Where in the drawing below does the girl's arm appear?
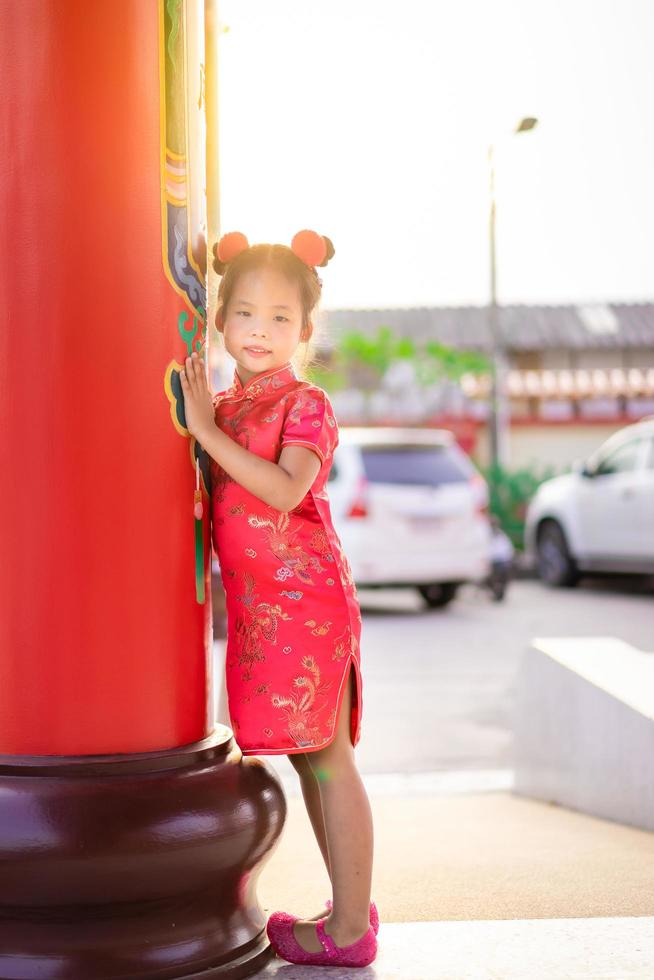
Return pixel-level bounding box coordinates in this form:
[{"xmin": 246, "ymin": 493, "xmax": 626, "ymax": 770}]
[
  {"xmin": 180, "ymin": 352, "xmax": 321, "ymax": 511},
  {"xmin": 200, "ymin": 426, "xmax": 321, "ymax": 512}
]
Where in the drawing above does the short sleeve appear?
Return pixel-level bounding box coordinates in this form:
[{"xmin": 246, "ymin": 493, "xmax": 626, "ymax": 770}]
[{"xmin": 280, "ymin": 386, "xmax": 339, "ymax": 465}]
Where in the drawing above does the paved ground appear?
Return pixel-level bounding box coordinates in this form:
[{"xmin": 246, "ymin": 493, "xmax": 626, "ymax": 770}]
[
  {"xmin": 345, "ymin": 577, "xmax": 653, "ymax": 774},
  {"xmin": 213, "ymin": 577, "xmax": 654, "ymax": 977},
  {"xmin": 257, "ymin": 788, "xmax": 654, "ymax": 923},
  {"xmin": 215, "ymin": 577, "xmax": 653, "ymax": 778}
]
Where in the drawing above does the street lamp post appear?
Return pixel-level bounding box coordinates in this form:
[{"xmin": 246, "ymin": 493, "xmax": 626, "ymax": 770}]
[{"xmin": 487, "ymin": 116, "xmax": 538, "ymax": 471}]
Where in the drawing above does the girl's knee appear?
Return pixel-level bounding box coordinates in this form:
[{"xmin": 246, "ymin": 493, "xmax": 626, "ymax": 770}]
[{"xmin": 305, "ymin": 732, "xmax": 355, "ymax": 777}]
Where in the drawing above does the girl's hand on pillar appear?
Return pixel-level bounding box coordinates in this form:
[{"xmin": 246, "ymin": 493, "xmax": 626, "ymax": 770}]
[{"xmin": 179, "ymin": 349, "xmax": 215, "ymax": 442}]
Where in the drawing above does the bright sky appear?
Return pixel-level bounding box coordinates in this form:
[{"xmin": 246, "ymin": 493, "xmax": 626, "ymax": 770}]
[{"xmin": 217, "ymin": 0, "xmax": 654, "ymax": 311}]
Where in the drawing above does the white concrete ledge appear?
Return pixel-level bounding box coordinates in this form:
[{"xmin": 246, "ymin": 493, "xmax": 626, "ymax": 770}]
[
  {"xmin": 255, "ymin": 917, "xmax": 654, "ymax": 979},
  {"xmin": 512, "ymin": 636, "xmax": 654, "ymax": 831}
]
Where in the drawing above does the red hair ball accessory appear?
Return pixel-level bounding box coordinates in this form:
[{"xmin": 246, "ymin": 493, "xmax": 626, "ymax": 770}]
[
  {"xmin": 291, "ymin": 229, "xmax": 329, "ymax": 268},
  {"xmin": 213, "ymin": 231, "xmax": 249, "ymax": 263}
]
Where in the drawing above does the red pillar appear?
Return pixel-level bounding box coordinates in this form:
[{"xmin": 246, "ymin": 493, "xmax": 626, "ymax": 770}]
[
  {"xmin": 0, "ymin": 0, "xmax": 211, "ymax": 755},
  {"xmin": 0, "ymin": 3, "xmax": 284, "ymax": 976}
]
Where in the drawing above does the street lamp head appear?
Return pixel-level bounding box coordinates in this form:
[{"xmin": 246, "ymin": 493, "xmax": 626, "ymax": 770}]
[{"xmin": 515, "ymin": 116, "xmax": 539, "ymax": 133}]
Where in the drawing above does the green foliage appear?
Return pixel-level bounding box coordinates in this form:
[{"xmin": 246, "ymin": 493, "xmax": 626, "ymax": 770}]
[
  {"xmin": 305, "ymin": 356, "xmax": 347, "ymax": 392},
  {"xmin": 306, "ymin": 325, "xmax": 489, "ymax": 392},
  {"xmin": 340, "ymin": 325, "xmax": 412, "ymax": 376},
  {"xmin": 419, "ymin": 342, "xmax": 489, "ymax": 385},
  {"xmin": 482, "ymin": 461, "xmax": 558, "ymax": 551}
]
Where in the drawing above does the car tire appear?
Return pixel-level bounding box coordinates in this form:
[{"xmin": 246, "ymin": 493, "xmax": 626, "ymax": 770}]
[
  {"xmin": 418, "ymin": 582, "xmax": 459, "ymax": 608},
  {"xmin": 536, "ymin": 520, "xmax": 579, "ymax": 588}
]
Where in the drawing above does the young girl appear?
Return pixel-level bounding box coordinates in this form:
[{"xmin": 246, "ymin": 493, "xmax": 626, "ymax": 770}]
[{"xmin": 179, "ymin": 229, "xmax": 378, "ymax": 968}]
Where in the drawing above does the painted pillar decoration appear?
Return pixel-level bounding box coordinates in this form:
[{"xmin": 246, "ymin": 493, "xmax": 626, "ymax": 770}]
[
  {"xmin": 0, "ymin": 3, "xmax": 285, "ymax": 978},
  {"xmin": 161, "ymin": 0, "xmax": 212, "ymax": 609}
]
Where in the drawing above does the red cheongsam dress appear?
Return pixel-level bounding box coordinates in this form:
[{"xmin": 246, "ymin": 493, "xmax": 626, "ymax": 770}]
[{"xmin": 210, "ymin": 361, "xmax": 363, "ymax": 755}]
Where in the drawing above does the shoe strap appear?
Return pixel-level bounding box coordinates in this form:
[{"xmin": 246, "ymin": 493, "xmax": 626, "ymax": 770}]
[{"xmin": 315, "ymin": 918, "xmax": 337, "ymax": 954}]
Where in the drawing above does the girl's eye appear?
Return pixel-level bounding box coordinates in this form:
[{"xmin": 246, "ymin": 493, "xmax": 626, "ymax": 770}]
[
  {"xmin": 236, "ymin": 310, "xmax": 251, "ymax": 317},
  {"xmin": 274, "ymin": 315, "xmax": 289, "ymax": 322}
]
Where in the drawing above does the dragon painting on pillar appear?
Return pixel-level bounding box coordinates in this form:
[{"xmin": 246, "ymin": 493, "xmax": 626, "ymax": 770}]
[{"xmin": 160, "ymin": 0, "xmax": 213, "ymax": 602}]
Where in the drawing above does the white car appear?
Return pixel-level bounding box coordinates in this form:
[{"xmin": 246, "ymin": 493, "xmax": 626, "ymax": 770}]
[
  {"xmin": 524, "ymin": 417, "xmax": 654, "ymax": 586},
  {"xmin": 328, "ymin": 427, "xmax": 492, "ymax": 607}
]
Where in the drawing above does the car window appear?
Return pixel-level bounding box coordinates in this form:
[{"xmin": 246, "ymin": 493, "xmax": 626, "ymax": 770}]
[
  {"xmin": 593, "ymin": 439, "xmax": 642, "ymax": 476},
  {"xmin": 360, "ymin": 445, "xmax": 473, "ymax": 485}
]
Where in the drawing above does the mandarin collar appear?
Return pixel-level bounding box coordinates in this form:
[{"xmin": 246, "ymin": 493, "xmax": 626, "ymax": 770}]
[{"xmin": 227, "ymin": 361, "xmax": 298, "ymax": 400}]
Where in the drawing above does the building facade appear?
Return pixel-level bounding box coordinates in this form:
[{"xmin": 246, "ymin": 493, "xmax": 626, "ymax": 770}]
[{"xmin": 322, "ymin": 302, "xmax": 654, "ymax": 470}]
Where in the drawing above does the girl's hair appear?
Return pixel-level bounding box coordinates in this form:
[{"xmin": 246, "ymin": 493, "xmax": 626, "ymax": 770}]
[
  {"xmin": 214, "ymin": 243, "xmax": 325, "ymax": 330},
  {"xmin": 212, "ymin": 241, "xmax": 333, "ymax": 369}
]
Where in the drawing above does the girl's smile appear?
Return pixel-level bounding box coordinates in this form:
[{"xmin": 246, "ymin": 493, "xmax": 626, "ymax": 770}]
[
  {"xmin": 220, "ymin": 266, "xmax": 307, "ymax": 384},
  {"xmin": 243, "ymin": 345, "xmax": 272, "ymax": 357}
]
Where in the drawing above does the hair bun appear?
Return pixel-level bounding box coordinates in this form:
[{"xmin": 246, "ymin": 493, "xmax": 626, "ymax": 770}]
[
  {"xmin": 317, "ymin": 235, "xmax": 335, "ymax": 268},
  {"xmin": 291, "ymin": 229, "xmax": 335, "ymax": 268},
  {"xmin": 212, "ymin": 231, "xmax": 249, "ymax": 274}
]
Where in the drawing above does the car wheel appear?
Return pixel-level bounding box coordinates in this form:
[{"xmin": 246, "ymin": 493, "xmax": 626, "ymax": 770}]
[
  {"xmin": 536, "ymin": 520, "xmax": 579, "ymax": 587},
  {"xmin": 418, "ymin": 582, "xmax": 459, "ymax": 608}
]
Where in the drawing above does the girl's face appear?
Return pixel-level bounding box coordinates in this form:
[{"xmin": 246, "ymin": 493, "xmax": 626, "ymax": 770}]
[{"xmin": 220, "ymin": 265, "xmax": 307, "ymax": 383}]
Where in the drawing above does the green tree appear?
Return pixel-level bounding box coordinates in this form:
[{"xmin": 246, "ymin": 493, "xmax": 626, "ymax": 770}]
[
  {"xmin": 307, "ymin": 325, "xmax": 489, "ymax": 403},
  {"xmin": 482, "ymin": 461, "xmax": 558, "ymax": 551}
]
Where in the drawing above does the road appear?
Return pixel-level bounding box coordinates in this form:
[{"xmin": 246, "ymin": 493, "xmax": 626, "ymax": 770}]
[
  {"xmin": 354, "ymin": 576, "xmax": 653, "ymax": 774},
  {"xmin": 214, "ymin": 576, "xmax": 653, "ymax": 776}
]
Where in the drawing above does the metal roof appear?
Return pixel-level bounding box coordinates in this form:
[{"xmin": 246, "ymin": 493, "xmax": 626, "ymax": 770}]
[{"xmin": 322, "ymin": 302, "xmax": 654, "ymax": 352}]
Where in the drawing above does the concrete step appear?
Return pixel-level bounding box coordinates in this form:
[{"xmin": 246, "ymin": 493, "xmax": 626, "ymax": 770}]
[
  {"xmin": 252, "ymin": 916, "xmax": 654, "ymax": 979},
  {"xmin": 514, "ymin": 637, "xmax": 654, "ymax": 833}
]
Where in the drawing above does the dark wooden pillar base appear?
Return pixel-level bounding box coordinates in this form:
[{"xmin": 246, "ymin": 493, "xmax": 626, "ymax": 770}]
[{"xmin": 0, "ymin": 728, "xmax": 286, "ymax": 979}]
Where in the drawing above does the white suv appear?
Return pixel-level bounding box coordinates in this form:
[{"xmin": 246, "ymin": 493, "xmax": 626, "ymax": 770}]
[
  {"xmin": 328, "ymin": 428, "xmax": 492, "ymax": 607},
  {"xmin": 524, "ymin": 417, "xmax": 654, "ymax": 586}
]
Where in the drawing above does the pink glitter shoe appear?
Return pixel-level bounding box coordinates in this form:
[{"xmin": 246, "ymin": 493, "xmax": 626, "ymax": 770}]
[
  {"xmin": 267, "ymin": 900, "xmax": 379, "ymax": 935},
  {"xmin": 266, "ymin": 915, "xmax": 378, "ymax": 967},
  {"xmin": 326, "ymin": 897, "xmax": 380, "ymax": 935}
]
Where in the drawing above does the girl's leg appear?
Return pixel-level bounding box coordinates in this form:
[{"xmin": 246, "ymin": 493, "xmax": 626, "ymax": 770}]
[
  {"xmin": 286, "ymin": 750, "xmax": 334, "ymax": 906},
  {"xmin": 291, "ymin": 663, "xmax": 374, "ymax": 953}
]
